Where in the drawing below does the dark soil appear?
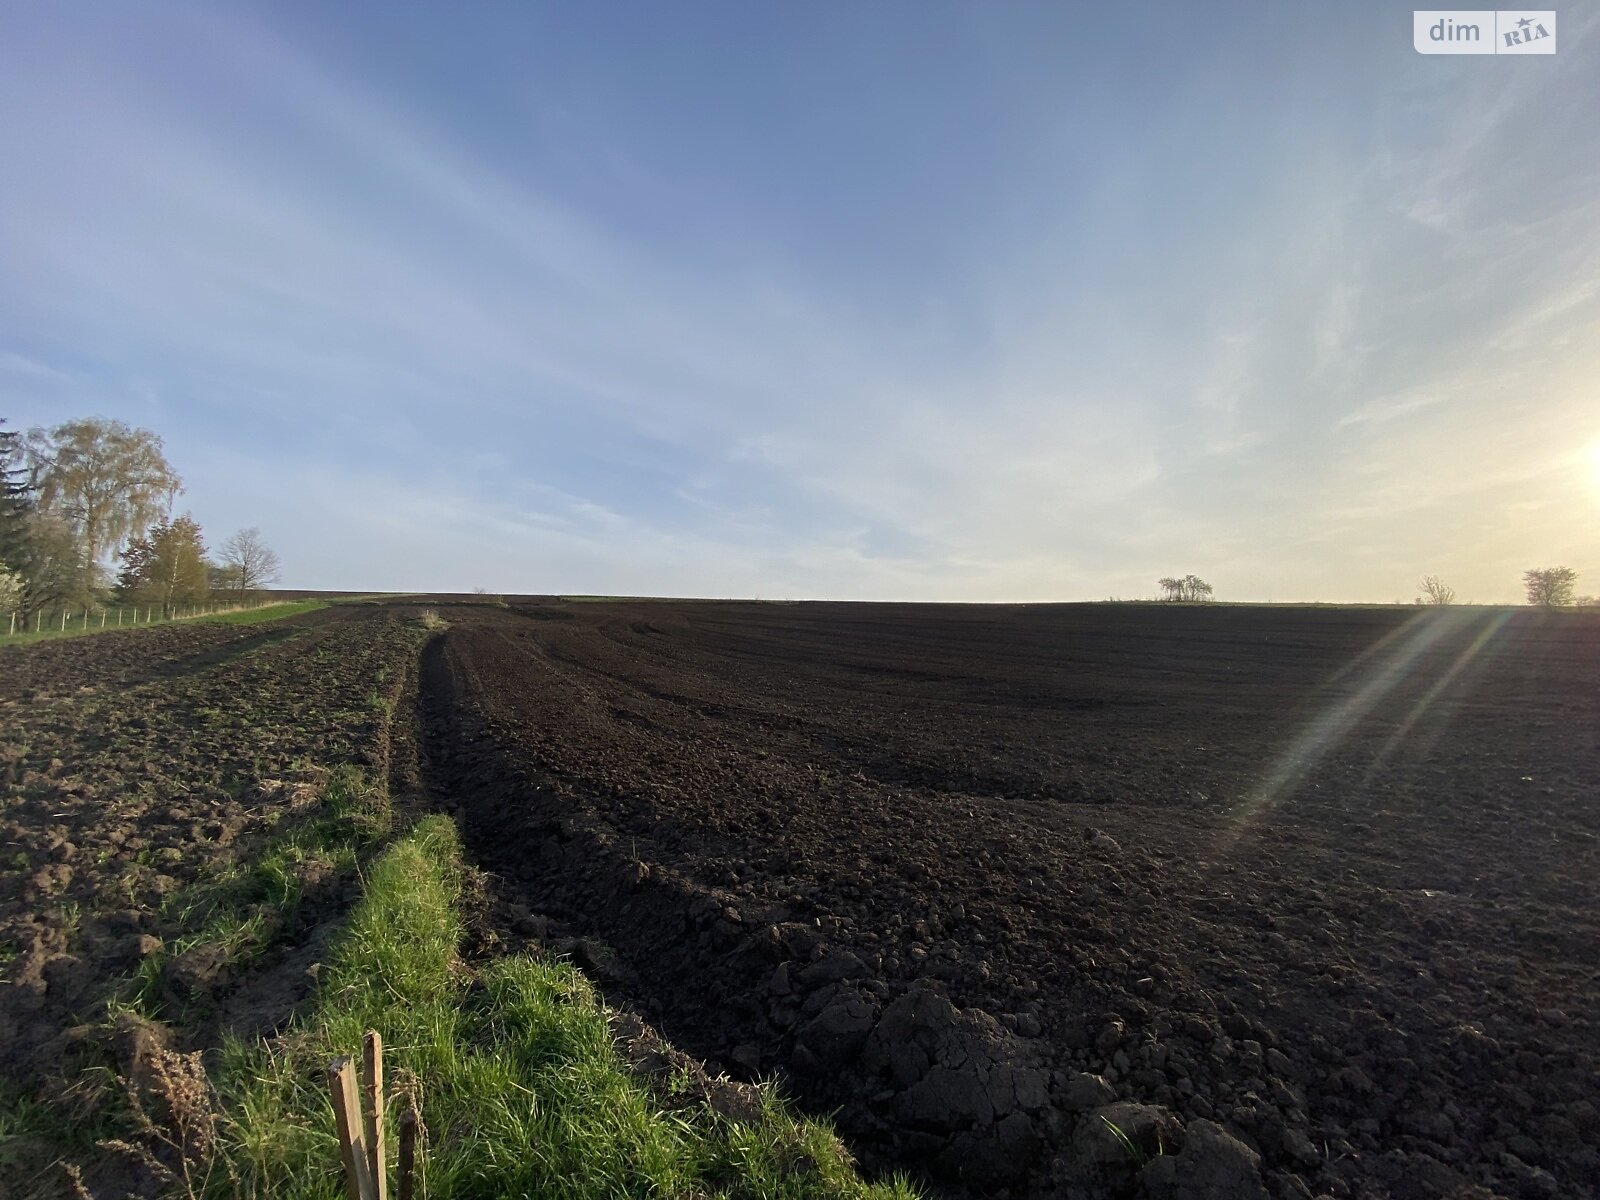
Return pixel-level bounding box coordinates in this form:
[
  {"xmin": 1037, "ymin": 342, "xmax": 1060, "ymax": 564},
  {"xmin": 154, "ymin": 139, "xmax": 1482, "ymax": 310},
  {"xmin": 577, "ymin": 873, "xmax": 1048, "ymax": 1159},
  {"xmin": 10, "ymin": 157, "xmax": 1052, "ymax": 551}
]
[{"xmin": 419, "ymin": 600, "xmax": 1600, "ymax": 1200}]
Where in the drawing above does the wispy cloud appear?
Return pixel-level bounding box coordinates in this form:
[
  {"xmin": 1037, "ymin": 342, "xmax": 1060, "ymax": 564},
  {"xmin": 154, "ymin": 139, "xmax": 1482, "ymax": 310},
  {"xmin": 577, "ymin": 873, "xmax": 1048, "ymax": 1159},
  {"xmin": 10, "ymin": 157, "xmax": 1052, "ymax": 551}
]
[{"xmin": 1, "ymin": 3, "xmax": 1596, "ymax": 601}]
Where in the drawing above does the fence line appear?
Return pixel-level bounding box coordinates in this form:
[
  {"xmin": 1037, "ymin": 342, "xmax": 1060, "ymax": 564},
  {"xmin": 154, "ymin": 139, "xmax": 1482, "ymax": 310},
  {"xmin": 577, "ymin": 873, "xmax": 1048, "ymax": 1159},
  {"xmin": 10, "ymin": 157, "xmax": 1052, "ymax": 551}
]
[{"xmin": 4, "ymin": 598, "xmax": 283, "ymax": 639}]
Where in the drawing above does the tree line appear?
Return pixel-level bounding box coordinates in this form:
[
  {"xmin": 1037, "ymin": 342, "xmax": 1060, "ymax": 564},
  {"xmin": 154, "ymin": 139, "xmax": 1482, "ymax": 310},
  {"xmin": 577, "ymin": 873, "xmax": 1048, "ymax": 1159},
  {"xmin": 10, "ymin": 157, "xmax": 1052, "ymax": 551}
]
[
  {"xmin": 1414, "ymin": 568, "xmax": 1589, "ymax": 608},
  {"xmin": 1152, "ymin": 569, "xmax": 1592, "ymax": 607},
  {"xmin": 0, "ymin": 417, "xmax": 281, "ymax": 621}
]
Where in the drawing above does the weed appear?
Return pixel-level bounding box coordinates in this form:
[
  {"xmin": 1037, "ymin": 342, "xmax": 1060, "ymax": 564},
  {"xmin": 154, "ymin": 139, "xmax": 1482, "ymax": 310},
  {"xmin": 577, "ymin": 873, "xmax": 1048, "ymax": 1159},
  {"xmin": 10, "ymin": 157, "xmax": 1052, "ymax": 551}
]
[
  {"xmin": 1101, "ymin": 1114, "xmax": 1164, "ymax": 1168},
  {"xmin": 0, "ymin": 1079, "xmax": 123, "ymax": 1180}
]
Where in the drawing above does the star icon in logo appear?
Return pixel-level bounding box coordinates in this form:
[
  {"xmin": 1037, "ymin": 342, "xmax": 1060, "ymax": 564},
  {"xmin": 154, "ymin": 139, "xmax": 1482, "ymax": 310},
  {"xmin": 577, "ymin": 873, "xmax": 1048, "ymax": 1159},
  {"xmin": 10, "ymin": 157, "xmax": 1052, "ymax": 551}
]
[{"xmin": 1517, "ymin": 16, "xmax": 1533, "ymax": 29}]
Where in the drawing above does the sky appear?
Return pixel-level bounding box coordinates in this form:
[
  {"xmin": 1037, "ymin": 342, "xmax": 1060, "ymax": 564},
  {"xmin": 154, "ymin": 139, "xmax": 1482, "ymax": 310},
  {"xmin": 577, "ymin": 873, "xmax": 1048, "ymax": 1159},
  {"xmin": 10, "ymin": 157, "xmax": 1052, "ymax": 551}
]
[{"xmin": 1, "ymin": 2, "xmax": 1596, "ymax": 602}]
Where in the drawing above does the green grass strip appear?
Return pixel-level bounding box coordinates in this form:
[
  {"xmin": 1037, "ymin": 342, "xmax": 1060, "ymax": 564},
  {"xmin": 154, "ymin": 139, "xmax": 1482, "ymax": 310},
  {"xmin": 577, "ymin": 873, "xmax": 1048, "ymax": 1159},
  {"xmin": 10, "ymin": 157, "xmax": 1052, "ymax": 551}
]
[
  {"xmin": 210, "ymin": 817, "xmax": 916, "ymax": 1200},
  {"xmin": 197, "ymin": 600, "xmax": 329, "ymax": 626}
]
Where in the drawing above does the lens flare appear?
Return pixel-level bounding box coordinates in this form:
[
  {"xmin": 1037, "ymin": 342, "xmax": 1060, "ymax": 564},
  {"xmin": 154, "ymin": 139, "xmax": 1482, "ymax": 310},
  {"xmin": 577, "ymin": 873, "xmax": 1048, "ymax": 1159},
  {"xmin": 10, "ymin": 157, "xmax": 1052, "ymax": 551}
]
[
  {"xmin": 1219, "ymin": 608, "xmax": 1507, "ymax": 850},
  {"xmin": 1359, "ymin": 610, "xmax": 1511, "ymax": 785}
]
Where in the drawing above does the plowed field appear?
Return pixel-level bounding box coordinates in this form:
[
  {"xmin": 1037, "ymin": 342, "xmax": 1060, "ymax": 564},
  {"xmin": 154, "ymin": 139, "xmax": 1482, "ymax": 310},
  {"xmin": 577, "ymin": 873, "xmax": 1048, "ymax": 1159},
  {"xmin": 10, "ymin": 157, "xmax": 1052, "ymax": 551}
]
[
  {"xmin": 421, "ymin": 600, "xmax": 1600, "ymax": 1200},
  {"xmin": 0, "ymin": 606, "xmax": 421, "ymax": 1112}
]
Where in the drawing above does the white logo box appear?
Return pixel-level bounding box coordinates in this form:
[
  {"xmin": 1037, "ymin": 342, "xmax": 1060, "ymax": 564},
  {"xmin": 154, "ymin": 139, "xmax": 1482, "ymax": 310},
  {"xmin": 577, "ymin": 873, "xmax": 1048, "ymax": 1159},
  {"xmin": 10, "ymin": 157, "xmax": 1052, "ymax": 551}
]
[{"xmin": 1414, "ymin": 10, "xmax": 1556, "ymax": 53}]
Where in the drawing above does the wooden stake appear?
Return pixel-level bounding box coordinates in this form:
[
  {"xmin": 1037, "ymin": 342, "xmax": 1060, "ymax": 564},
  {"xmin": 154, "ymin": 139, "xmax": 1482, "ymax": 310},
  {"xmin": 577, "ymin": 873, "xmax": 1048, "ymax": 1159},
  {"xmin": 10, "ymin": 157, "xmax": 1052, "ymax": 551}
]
[
  {"xmin": 363, "ymin": 1031, "xmax": 388, "ymax": 1200},
  {"xmin": 397, "ymin": 1104, "xmax": 419, "ymax": 1200},
  {"xmin": 327, "ymin": 1056, "xmax": 376, "ymax": 1200}
]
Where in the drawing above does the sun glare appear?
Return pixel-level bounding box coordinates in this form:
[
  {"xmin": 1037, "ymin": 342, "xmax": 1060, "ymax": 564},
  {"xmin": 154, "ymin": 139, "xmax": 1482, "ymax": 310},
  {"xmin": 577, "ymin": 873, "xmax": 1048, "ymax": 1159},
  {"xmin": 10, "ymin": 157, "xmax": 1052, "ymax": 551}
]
[{"xmin": 1591, "ymin": 438, "xmax": 1600, "ymax": 494}]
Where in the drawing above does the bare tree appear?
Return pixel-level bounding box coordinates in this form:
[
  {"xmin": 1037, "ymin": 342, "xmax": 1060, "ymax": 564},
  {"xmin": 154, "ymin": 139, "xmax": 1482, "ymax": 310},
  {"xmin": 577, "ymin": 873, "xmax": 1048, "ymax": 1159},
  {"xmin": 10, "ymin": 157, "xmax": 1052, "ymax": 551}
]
[
  {"xmin": 1524, "ymin": 567, "xmax": 1577, "ymax": 607},
  {"xmin": 24, "ymin": 419, "xmax": 181, "ymax": 585},
  {"xmin": 218, "ymin": 527, "xmax": 281, "ymax": 600},
  {"xmin": 1159, "ymin": 575, "xmax": 1214, "ymax": 602},
  {"xmin": 1419, "ymin": 575, "xmax": 1456, "ymax": 605}
]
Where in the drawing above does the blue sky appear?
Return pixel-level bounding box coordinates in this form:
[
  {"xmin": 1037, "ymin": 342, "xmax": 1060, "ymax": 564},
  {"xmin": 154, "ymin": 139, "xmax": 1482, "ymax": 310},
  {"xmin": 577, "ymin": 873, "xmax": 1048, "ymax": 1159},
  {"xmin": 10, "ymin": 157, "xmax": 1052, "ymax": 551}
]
[{"xmin": 2, "ymin": 2, "xmax": 1596, "ymax": 601}]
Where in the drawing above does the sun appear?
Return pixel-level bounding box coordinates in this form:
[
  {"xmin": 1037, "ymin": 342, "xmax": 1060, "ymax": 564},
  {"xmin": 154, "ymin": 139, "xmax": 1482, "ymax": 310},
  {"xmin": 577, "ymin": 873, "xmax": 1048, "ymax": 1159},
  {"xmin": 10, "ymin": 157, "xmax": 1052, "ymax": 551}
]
[{"xmin": 1592, "ymin": 439, "xmax": 1600, "ymax": 494}]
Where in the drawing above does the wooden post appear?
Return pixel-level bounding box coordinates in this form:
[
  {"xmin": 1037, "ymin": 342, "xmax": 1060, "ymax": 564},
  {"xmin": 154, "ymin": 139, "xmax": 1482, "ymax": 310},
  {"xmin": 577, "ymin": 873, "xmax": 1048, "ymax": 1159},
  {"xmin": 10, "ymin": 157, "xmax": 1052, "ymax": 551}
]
[
  {"xmin": 363, "ymin": 1031, "xmax": 387, "ymax": 1200},
  {"xmin": 100, "ymin": 609, "xmax": 106, "ymax": 628},
  {"xmin": 397, "ymin": 1104, "xmax": 419, "ymax": 1200},
  {"xmin": 327, "ymin": 1056, "xmax": 376, "ymax": 1200}
]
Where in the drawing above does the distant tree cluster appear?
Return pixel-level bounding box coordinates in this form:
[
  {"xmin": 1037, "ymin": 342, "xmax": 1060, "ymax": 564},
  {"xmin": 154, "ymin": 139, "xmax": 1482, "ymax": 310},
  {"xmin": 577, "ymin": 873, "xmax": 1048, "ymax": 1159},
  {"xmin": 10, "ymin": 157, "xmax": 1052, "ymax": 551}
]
[
  {"xmin": 0, "ymin": 416, "xmax": 282, "ymax": 621},
  {"xmin": 1408, "ymin": 569, "xmax": 1593, "ymax": 608},
  {"xmin": 1158, "ymin": 575, "xmax": 1214, "ymax": 602},
  {"xmin": 116, "ymin": 516, "xmax": 211, "ymax": 613}
]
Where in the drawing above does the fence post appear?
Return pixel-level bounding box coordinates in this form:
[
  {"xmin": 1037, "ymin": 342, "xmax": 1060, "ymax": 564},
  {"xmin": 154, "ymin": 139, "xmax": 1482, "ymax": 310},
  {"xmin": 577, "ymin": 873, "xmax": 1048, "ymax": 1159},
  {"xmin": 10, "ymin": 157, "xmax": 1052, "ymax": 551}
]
[
  {"xmin": 327, "ymin": 1057, "xmax": 376, "ymax": 1200},
  {"xmin": 364, "ymin": 1031, "xmax": 387, "ymax": 1200},
  {"xmin": 397, "ymin": 1104, "xmax": 419, "ymax": 1200}
]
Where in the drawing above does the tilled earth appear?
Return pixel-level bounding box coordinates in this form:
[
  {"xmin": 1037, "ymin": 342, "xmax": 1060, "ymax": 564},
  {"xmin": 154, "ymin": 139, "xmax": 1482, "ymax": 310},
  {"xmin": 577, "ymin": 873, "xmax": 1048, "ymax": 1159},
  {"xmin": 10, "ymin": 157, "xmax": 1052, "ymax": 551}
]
[
  {"xmin": 421, "ymin": 600, "xmax": 1600, "ymax": 1200},
  {"xmin": 0, "ymin": 607, "xmax": 421, "ymax": 1102}
]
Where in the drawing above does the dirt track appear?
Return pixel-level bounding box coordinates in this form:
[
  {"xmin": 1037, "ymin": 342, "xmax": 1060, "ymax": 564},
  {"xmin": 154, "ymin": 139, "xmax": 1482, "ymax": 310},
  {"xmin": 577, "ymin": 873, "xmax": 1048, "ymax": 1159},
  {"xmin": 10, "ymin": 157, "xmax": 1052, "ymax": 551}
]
[{"xmin": 421, "ymin": 600, "xmax": 1600, "ymax": 1200}]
